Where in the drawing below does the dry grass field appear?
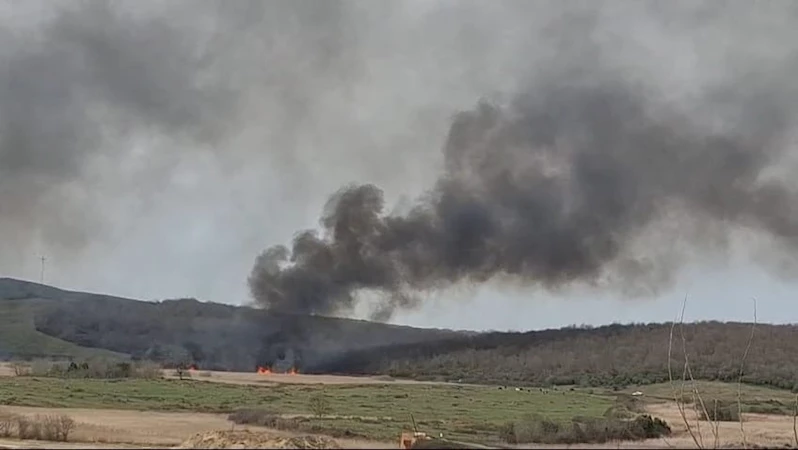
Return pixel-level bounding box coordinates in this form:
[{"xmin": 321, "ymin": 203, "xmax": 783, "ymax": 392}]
[{"xmin": 0, "ymin": 405, "xmax": 394, "ymax": 449}]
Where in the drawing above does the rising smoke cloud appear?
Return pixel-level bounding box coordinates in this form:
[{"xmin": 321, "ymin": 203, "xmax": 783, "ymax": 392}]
[
  {"xmin": 249, "ymin": 3, "xmax": 798, "ymax": 320},
  {"xmin": 3, "ymin": 1, "xmax": 798, "ymax": 313}
]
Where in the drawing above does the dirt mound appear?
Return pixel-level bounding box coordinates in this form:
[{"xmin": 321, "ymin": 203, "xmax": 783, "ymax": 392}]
[{"xmin": 179, "ymin": 430, "xmax": 341, "ymax": 449}]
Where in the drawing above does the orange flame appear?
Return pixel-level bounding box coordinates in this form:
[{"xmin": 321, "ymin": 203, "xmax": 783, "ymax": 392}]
[
  {"xmin": 288, "ymin": 367, "xmax": 298, "ymax": 375},
  {"xmin": 188, "ymin": 364, "xmax": 198, "ymax": 371},
  {"xmin": 257, "ymin": 366, "xmax": 272, "ymax": 375}
]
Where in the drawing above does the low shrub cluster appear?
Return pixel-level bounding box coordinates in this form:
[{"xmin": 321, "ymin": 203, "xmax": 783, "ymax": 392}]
[
  {"xmin": 13, "ymin": 359, "xmax": 162, "ymax": 380},
  {"xmin": 227, "ymin": 409, "xmax": 367, "ymax": 440},
  {"xmin": 0, "ymin": 411, "xmax": 75, "ymax": 441},
  {"xmin": 228, "ymin": 408, "xmax": 281, "ymax": 428},
  {"xmin": 499, "ymin": 413, "xmax": 671, "ymax": 444}
]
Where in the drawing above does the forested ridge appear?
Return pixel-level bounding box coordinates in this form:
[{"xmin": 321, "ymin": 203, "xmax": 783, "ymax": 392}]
[
  {"xmin": 0, "ymin": 278, "xmax": 458, "ymax": 371},
  {"xmin": 3, "ymin": 278, "xmax": 797, "ymax": 389},
  {"xmin": 314, "ymin": 321, "xmax": 798, "ymax": 390}
]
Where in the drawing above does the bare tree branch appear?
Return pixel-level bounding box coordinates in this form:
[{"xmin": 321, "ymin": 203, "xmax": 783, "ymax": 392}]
[
  {"xmin": 737, "ymin": 298, "xmax": 757, "ymax": 450},
  {"xmin": 670, "ymin": 294, "xmax": 702, "ymax": 449}
]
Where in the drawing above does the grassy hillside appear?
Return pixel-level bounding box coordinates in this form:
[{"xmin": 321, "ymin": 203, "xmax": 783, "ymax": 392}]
[
  {"xmin": 0, "ymin": 278, "xmax": 458, "ymax": 370},
  {"xmin": 314, "ymin": 321, "xmax": 798, "ymax": 390},
  {"xmin": 0, "ymin": 290, "xmax": 125, "ymax": 361}
]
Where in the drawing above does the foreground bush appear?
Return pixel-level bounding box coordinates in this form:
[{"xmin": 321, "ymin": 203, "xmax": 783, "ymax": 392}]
[
  {"xmin": 499, "ymin": 414, "xmax": 671, "ymax": 444},
  {"xmin": 0, "ymin": 412, "xmax": 75, "ymax": 441},
  {"xmin": 227, "ymin": 409, "xmax": 367, "ymax": 439},
  {"xmin": 228, "ymin": 408, "xmax": 280, "ymax": 428}
]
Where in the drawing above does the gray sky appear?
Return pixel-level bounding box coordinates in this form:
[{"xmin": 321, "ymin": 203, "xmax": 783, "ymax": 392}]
[{"xmin": 2, "ymin": 0, "xmax": 798, "ymax": 331}]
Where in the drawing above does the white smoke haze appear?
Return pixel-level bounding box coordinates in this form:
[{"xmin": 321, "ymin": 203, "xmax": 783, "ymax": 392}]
[{"xmin": 2, "ymin": 1, "xmax": 798, "ymax": 327}]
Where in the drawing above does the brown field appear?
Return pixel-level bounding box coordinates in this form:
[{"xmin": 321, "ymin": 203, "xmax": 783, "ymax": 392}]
[
  {"xmin": 643, "ymin": 402, "xmax": 798, "ymax": 449},
  {"xmin": 0, "ymin": 405, "xmax": 395, "ymax": 449}
]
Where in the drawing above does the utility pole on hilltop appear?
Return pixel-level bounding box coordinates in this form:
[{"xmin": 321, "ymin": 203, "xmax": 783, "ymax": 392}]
[{"xmin": 39, "ymin": 255, "xmax": 47, "ymax": 284}]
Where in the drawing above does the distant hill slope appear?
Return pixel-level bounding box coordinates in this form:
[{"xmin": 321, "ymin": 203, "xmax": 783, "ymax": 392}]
[
  {"xmin": 314, "ymin": 321, "xmax": 798, "ymax": 389},
  {"xmin": 0, "ymin": 278, "xmax": 127, "ymax": 360},
  {"xmin": 0, "ymin": 278, "xmax": 459, "ymax": 371},
  {"xmin": 6, "ymin": 278, "xmax": 796, "ymax": 390}
]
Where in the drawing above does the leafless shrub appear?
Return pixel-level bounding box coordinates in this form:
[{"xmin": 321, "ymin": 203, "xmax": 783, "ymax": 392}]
[
  {"xmin": 0, "ymin": 414, "xmax": 13, "ymax": 438},
  {"xmin": 309, "ymin": 391, "xmax": 332, "ymax": 418},
  {"xmin": 668, "ymin": 296, "xmax": 757, "ymax": 450},
  {"xmin": 792, "ymin": 395, "xmax": 797, "ymax": 449},
  {"xmin": 737, "ymin": 299, "xmax": 757, "ymax": 450},
  {"xmin": 17, "ymin": 358, "xmax": 162, "ymax": 380},
  {"xmin": 36, "ymin": 414, "xmax": 75, "ymax": 441},
  {"xmin": 40, "ymin": 414, "xmax": 60, "ymax": 441},
  {"xmin": 228, "ymin": 409, "xmax": 308, "ymax": 433},
  {"xmin": 19, "ymin": 415, "xmax": 49, "ymax": 440},
  {"xmin": 10, "ymin": 414, "xmax": 75, "ymax": 441},
  {"xmin": 15, "ymin": 416, "xmax": 33, "ymax": 439},
  {"xmin": 228, "ymin": 408, "xmax": 279, "ymax": 427},
  {"xmin": 668, "ymin": 297, "xmax": 702, "ymax": 449},
  {"xmin": 52, "ymin": 414, "xmax": 75, "ymax": 441}
]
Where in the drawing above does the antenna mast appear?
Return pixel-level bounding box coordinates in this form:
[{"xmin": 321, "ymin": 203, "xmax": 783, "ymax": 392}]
[{"xmin": 39, "ymin": 255, "xmax": 47, "ymax": 284}]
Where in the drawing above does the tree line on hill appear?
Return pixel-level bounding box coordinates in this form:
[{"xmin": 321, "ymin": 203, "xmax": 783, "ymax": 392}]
[
  {"xmin": 33, "ymin": 306, "xmax": 798, "ymax": 390},
  {"xmin": 30, "ymin": 294, "xmax": 456, "ymax": 371},
  {"xmin": 310, "ymin": 321, "xmax": 798, "ymax": 390},
  {"xmin": 7, "ymin": 278, "xmax": 797, "ymax": 390}
]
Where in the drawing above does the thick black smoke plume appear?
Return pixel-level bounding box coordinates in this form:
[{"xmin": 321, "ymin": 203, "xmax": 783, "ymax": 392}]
[{"xmin": 249, "ymin": 57, "xmax": 798, "ymax": 320}]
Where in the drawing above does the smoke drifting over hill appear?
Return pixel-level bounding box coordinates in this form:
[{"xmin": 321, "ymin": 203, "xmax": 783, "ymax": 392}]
[
  {"xmin": 248, "ymin": 5, "xmax": 798, "ymax": 320},
  {"xmin": 2, "ymin": 2, "xmax": 798, "ymax": 316}
]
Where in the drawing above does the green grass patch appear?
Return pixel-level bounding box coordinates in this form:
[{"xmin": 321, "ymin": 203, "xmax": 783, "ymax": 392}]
[
  {"xmin": 0, "ymin": 300, "xmax": 125, "ymax": 360},
  {"xmin": 0, "ymin": 377, "xmax": 615, "ymax": 443}
]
